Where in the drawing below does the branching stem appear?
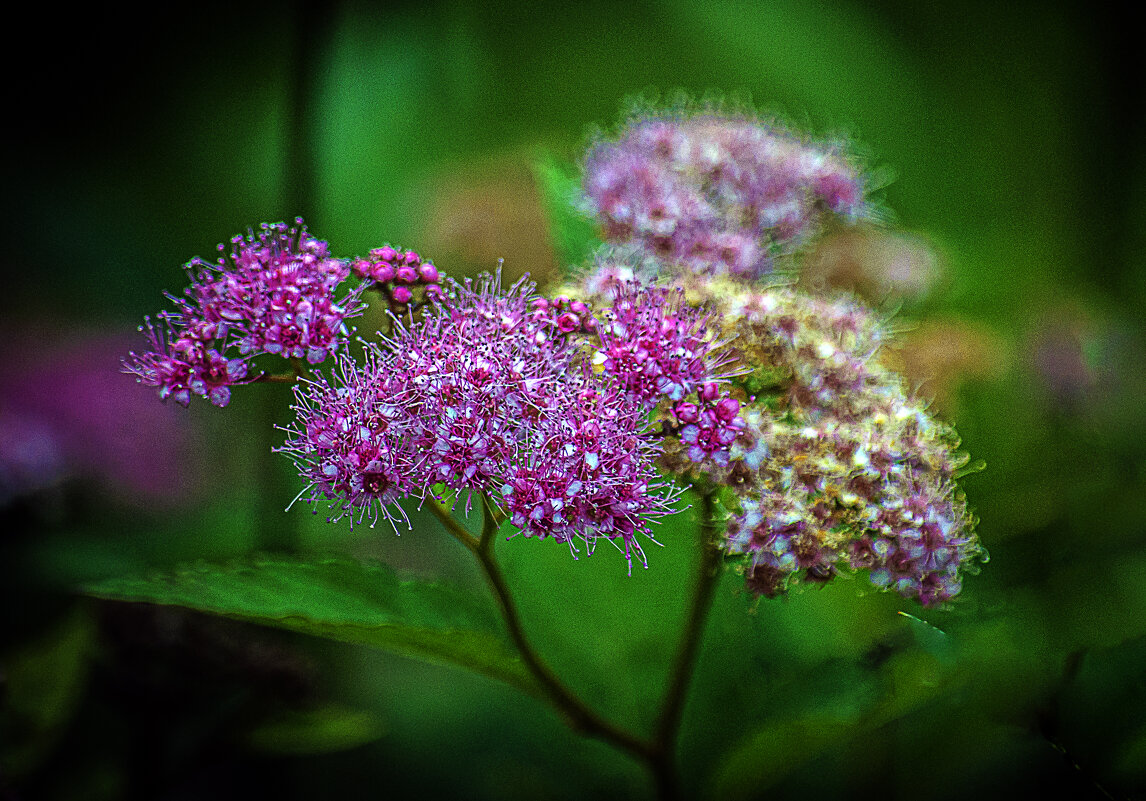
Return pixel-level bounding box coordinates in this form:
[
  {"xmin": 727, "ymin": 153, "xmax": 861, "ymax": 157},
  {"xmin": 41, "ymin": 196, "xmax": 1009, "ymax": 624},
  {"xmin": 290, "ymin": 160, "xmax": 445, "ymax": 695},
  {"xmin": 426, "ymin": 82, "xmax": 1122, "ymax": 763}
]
[
  {"xmin": 428, "ymin": 487, "xmax": 723, "ymax": 801},
  {"xmin": 428, "ymin": 497, "xmax": 653, "ymax": 761},
  {"xmin": 648, "ymin": 488, "xmax": 723, "ymax": 800}
]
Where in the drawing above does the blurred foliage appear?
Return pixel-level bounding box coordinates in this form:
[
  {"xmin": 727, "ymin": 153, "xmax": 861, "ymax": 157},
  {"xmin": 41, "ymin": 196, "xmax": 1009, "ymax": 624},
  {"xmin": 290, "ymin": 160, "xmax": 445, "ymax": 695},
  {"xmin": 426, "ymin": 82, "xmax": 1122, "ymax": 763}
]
[{"xmin": 2, "ymin": 0, "xmax": 1144, "ymax": 800}]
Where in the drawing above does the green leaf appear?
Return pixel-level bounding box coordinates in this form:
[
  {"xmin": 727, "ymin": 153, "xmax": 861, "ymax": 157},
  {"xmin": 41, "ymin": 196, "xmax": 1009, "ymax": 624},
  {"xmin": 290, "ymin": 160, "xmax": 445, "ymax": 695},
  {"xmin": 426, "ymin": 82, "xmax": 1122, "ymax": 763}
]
[
  {"xmin": 83, "ymin": 557, "xmax": 542, "ymax": 698},
  {"xmin": 710, "ymin": 712, "xmax": 857, "ymax": 801},
  {"xmin": 244, "ymin": 703, "xmax": 385, "ymax": 755},
  {"xmin": 710, "ymin": 626, "xmax": 964, "ymax": 800},
  {"xmin": 532, "ymin": 152, "xmax": 601, "ymax": 273}
]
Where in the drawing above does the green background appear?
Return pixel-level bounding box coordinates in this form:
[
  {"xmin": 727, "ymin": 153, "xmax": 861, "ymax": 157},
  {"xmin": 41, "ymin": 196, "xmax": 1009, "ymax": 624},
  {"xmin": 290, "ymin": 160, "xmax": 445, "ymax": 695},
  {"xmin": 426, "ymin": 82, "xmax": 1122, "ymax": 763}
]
[{"xmin": 2, "ymin": 1, "xmax": 1143, "ymax": 799}]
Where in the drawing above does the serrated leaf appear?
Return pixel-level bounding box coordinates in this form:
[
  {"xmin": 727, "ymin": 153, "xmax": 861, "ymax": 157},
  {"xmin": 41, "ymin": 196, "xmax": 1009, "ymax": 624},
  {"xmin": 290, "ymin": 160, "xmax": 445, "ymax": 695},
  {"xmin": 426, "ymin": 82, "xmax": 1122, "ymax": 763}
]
[
  {"xmin": 244, "ymin": 703, "xmax": 385, "ymax": 755},
  {"xmin": 83, "ymin": 557, "xmax": 542, "ymax": 698},
  {"xmin": 533, "ymin": 152, "xmax": 601, "ymax": 272}
]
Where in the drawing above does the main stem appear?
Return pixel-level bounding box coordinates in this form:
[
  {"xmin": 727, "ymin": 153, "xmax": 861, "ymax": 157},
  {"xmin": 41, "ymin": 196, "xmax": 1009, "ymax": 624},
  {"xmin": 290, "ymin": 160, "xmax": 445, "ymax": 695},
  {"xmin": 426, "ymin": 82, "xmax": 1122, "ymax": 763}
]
[
  {"xmin": 648, "ymin": 489, "xmax": 723, "ymax": 800},
  {"xmin": 429, "ymin": 488, "xmax": 723, "ymax": 800}
]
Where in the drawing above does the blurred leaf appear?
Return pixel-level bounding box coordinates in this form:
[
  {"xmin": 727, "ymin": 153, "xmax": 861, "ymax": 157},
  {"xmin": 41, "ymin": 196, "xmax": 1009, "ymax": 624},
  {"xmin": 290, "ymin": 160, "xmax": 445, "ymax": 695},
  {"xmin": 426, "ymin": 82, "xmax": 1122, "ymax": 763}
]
[
  {"xmin": 533, "ymin": 152, "xmax": 601, "ymax": 273},
  {"xmin": 897, "ymin": 610, "xmax": 956, "ymax": 667},
  {"xmin": 83, "ymin": 557, "xmax": 542, "ymax": 698},
  {"xmin": 245, "ymin": 703, "xmax": 385, "ymax": 755},
  {"xmin": 710, "ymin": 636, "xmax": 962, "ymax": 800},
  {"xmin": 1114, "ymin": 721, "xmax": 1146, "ymax": 786},
  {"xmin": 709, "ymin": 711, "xmax": 857, "ymax": 801},
  {"xmin": 864, "ymin": 649, "xmax": 953, "ymax": 730},
  {"xmin": 1056, "ymin": 635, "xmax": 1146, "ymax": 792},
  {"xmin": 1, "ymin": 605, "xmax": 95, "ymax": 777}
]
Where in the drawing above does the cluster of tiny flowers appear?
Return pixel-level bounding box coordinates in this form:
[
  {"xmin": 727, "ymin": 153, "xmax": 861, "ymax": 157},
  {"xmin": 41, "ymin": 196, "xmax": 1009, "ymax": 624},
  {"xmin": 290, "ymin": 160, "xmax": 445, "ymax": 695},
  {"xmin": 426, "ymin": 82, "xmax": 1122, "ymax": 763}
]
[
  {"xmin": 566, "ymin": 107, "xmax": 981, "ymax": 606},
  {"xmin": 351, "ymin": 245, "xmax": 442, "ymax": 311},
  {"xmin": 680, "ymin": 275, "xmax": 981, "ymax": 606},
  {"xmin": 592, "ymin": 282, "xmax": 745, "ymax": 465},
  {"xmin": 582, "ymin": 112, "xmax": 866, "ymax": 280},
  {"xmin": 122, "ymin": 314, "xmax": 247, "ymax": 407},
  {"xmin": 500, "ymin": 365, "xmax": 672, "ymax": 569},
  {"xmin": 723, "ymin": 411, "xmax": 976, "ymax": 606},
  {"xmin": 279, "ymin": 272, "xmax": 676, "ymax": 569},
  {"xmin": 529, "ymin": 295, "xmax": 598, "ymax": 336},
  {"xmin": 124, "ymin": 220, "xmax": 364, "ymax": 407},
  {"xmin": 278, "ymin": 347, "xmax": 423, "ymax": 529}
]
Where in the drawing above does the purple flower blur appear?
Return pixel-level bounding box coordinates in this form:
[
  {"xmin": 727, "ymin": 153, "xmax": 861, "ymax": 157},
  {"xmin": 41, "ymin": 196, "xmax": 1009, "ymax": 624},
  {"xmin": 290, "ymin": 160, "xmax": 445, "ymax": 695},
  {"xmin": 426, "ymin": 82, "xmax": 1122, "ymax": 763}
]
[
  {"xmin": 583, "ymin": 111, "xmax": 867, "ymax": 280},
  {"xmin": 3, "ymin": 330, "xmax": 204, "ymax": 508}
]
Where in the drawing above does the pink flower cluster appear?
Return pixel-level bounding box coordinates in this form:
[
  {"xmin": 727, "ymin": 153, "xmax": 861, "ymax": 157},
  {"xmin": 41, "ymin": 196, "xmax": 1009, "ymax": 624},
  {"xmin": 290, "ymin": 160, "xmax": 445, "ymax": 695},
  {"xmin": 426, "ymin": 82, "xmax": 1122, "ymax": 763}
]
[
  {"xmin": 594, "ymin": 282, "xmax": 744, "ymax": 465},
  {"xmin": 123, "ymin": 315, "xmax": 248, "ymax": 408},
  {"xmin": 351, "ymin": 245, "xmax": 442, "ymax": 311},
  {"xmin": 124, "ymin": 220, "xmax": 364, "ymax": 407},
  {"xmin": 583, "ymin": 113, "xmax": 866, "ymax": 279},
  {"xmin": 279, "ymin": 273, "xmax": 676, "ymax": 569}
]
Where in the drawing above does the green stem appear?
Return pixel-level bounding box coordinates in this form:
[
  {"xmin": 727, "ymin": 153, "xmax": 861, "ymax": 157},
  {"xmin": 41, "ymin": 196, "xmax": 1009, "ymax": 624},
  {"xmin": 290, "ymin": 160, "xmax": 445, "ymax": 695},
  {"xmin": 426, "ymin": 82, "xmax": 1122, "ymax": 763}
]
[
  {"xmin": 428, "ymin": 488, "xmax": 723, "ymax": 801},
  {"xmin": 254, "ymin": 381, "xmax": 299, "ymax": 553},
  {"xmin": 648, "ymin": 488, "xmax": 723, "ymax": 800},
  {"xmin": 427, "ymin": 497, "xmax": 653, "ymax": 762}
]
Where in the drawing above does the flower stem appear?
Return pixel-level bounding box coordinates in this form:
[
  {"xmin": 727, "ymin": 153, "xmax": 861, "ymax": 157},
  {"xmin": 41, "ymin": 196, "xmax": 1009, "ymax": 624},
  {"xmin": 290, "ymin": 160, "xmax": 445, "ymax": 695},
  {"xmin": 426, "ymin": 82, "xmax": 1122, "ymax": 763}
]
[
  {"xmin": 428, "ymin": 489, "xmax": 723, "ymax": 801},
  {"xmin": 648, "ymin": 488, "xmax": 723, "ymax": 800},
  {"xmin": 427, "ymin": 497, "xmax": 653, "ymax": 762},
  {"xmin": 255, "ymin": 381, "xmax": 300, "ymax": 553}
]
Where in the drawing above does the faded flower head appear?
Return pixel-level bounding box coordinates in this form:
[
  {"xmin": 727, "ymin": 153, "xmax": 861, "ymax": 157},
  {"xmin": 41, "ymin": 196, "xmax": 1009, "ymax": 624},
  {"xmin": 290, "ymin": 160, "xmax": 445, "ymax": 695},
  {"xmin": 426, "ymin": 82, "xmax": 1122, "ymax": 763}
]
[
  {"xmin": 564, "ymin": 238, "xmax": 983, "ymax": 606},
  {"xmin": 124, "ymin": 219, "xmax": 365, "ymax": 407},
  {"xmin": 583, "ymin": 110, "xmax": 867, "ymax": 280}
]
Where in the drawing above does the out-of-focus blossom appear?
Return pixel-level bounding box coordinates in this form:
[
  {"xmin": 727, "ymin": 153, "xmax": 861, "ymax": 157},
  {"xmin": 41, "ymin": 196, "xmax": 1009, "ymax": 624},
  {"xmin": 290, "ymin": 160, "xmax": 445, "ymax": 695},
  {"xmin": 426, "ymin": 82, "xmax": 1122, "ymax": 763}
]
[
  {"xmin": 419, "ymin": 157, "xmax": 560, "ymax": 284},
  {"xmin": 891, "ymin": 318, "xmax": 1008, "ymax": 416},
  {"xmin": 583, "ymin": 110, "xmax": 867, "ymax": 280},
  {"xmin": 0, "ymin": 411, "xmax": 65, "ymax": 506},
  {"xmin": 799, "ymin": 227, "xmax": 943, "ymax": 302},
  {"xmin": 1025, "ymin": 304, "xmax": 1118, "ymax": 414},
  {"xmin": 3, "ymin": 330, "xmax": 204, "ymax": 509}
]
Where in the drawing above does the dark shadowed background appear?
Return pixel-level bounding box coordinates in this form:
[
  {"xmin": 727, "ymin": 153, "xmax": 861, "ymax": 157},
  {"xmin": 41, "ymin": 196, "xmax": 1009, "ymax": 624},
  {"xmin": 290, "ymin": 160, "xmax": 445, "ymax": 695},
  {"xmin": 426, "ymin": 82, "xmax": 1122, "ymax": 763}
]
[{"xmin": 2, "ymin": 2, "xmax": 1143, "ymax": 800}]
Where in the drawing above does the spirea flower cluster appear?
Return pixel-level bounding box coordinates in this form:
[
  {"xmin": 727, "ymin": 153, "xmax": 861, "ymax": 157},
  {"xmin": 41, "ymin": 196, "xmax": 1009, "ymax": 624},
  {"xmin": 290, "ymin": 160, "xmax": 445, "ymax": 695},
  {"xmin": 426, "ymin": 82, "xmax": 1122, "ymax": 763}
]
[
  {"xmin": 593, "ymin": 282, "xmax": 745, "ymax": 465},
  {"xmin": 582, "ymin": 112, "xmax": 866, "ymax": 280},
  {"xmin": 568, "ymin": 109, "xmax": 982, "ymax": 606},
  {"xmin": 124, "ymin": 220, "xmax": 365, "ymax": 407},
  {"xmin": 122, "ymin": 106, "xmax": 984, "ymax": 602},
  {"xmin": 351, "ymin": 245, "xmax": 442, "ymax": 311},
  {"xmin": 279, "ymin": 272, "xmax": 679, "ymax": 569}
]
